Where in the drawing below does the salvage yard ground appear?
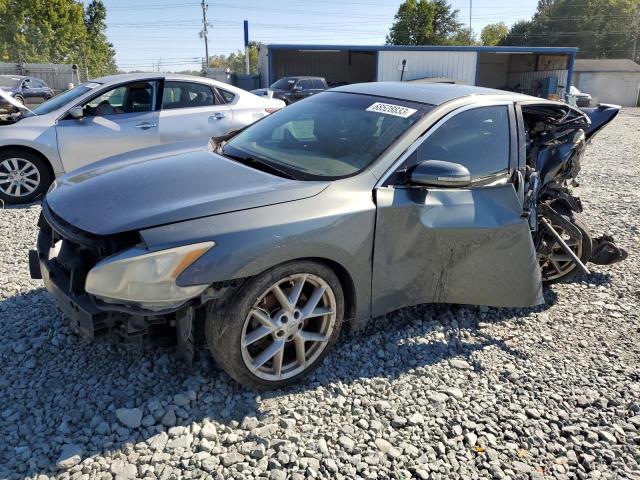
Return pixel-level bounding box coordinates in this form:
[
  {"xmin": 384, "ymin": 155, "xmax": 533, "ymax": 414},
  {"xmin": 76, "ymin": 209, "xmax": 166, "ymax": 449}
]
[{"xmin": 0, "ymin": 109, "xmax": 639, "ymax": 479}]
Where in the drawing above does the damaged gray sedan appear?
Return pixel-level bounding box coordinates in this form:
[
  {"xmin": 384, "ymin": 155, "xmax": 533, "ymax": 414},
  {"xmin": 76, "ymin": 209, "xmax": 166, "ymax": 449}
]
[{"xmin": 30, "ymin": 82, "xmax": 625, "ymax": 389}]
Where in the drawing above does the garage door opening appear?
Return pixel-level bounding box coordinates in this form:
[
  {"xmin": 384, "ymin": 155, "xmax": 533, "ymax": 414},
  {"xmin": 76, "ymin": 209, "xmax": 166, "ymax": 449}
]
[
  {"xmin": 269, "ymin": 49, "xmax": 376, "ymax": 86},
  {"xmin": 477, "ymin": 52, "xmax": 570, "ymax": 99}
]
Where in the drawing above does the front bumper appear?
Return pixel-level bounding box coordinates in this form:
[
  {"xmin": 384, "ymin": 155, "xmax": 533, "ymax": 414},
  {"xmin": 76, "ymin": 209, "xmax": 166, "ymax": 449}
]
[
  {"xmin": 31, "ymin": 204, "xmax": 178, "ymax": 341},
  {"xmin": 32, "ymin": 247, "xmax": 107, "ymax": 338}
]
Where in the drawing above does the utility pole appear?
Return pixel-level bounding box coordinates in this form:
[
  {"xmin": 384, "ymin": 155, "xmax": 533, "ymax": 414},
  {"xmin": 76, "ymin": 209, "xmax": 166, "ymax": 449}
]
[
  {"xmin": 469, "ymin": 0, "xmax": 472, "ymax": 45},
  {"xmin": 244, "ymin": 20, "xmax": 250, "ymax": 74},
  {"xmin": 201, "ymin": 0, "xmax": 210, "ymax": 71}
]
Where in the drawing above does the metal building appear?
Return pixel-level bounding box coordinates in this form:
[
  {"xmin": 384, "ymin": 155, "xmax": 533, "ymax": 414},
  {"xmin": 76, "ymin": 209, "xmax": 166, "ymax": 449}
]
[
  {"xmin": 572, "ymin": 59, "xmax": 640, "ymax": 107},
  {"xmin": 259, "ymin": 44, "xmax": 578, "ymax": 100}
]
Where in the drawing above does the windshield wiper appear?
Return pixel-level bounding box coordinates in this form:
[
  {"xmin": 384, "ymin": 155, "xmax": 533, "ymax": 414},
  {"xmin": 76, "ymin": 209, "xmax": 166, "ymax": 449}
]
[{"xmin": 223, "ymin": 152, "xmax": 297, "ymax": 180}]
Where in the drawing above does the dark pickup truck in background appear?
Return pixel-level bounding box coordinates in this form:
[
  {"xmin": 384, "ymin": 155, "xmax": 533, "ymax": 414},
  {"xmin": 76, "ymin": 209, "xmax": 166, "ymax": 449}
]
[{"xmin": 251, "ymin": 76, "xmax": 328, "ymax": 104}]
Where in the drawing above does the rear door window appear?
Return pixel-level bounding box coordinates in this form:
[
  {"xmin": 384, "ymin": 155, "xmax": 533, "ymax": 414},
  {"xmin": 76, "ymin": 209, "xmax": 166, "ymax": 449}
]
[
  {"xmin": 216, "ymin": 87, "xmax": 235, "ymax": 104},
  {"xmin": 162, "ymin": 81, "xmax": 216, "ymax": 109},
  {"xmin": 297, "ymin": 79, "xmax": 312, "ymax": 90},
  {"xmin": 312, "ymin": 79, "xmax": 325, "ymax": 89}
]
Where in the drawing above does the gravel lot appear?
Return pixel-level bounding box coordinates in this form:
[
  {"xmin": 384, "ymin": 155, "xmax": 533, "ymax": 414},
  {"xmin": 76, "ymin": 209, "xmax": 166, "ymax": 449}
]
[{"xmin": 1, "ymin": 109, "xmax": 639, "ymax": 480}]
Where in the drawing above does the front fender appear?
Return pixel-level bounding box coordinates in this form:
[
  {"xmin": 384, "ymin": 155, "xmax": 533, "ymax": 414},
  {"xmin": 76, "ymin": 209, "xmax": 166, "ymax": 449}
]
[
  {"xmin": 139, "ymin": 185, "xmax": 377, "ymax": 323},
  {"xmin": 0, "ymin": 124, "xmax": 64, "ymax": 175}
]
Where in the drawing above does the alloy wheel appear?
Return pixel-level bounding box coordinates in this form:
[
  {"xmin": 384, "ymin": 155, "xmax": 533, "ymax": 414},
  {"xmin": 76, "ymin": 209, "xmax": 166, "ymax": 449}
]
[
  {"xmin": 240, "ymin": 273, "xmax": 337, "ymax": 381},
  {"xmin": 538, "ymin": 224, "xmax": 583, "ymax": 281},
  {"xmin": 0, "ymin": 158, "xmax": 41, "ymax": 198}
]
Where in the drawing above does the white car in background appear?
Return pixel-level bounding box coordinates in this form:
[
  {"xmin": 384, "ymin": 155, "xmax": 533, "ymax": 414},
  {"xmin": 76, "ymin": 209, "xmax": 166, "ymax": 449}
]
[{"xmin": 0, "ymin": 73, "xmax": 285, "ymax": 204}]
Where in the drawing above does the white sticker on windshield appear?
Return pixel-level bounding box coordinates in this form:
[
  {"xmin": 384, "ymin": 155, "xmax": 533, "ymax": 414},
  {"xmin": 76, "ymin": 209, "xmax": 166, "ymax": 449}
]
[{"xmin": 366, "ymin": 102, "xmax": 417, "ymax": 118}]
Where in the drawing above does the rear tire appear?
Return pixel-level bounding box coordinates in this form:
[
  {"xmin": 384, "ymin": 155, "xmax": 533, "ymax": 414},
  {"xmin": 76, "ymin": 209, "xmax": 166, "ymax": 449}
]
[
  {"xmin": 206, "ymin": 261, "xmax": 344, "ymax": 390},
  {"xmin": 0, "ymin": 149, "xmax": 52, "ymax": 204},
  {"xmin": 539, "ymin": 207, "xmax": 592, "ymax": 284}
]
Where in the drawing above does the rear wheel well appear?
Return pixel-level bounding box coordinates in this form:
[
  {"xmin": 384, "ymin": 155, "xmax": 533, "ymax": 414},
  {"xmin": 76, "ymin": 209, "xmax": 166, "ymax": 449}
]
[{"xmin": 0, "ymin": 145, "xmax": 55, "ymax": 182}]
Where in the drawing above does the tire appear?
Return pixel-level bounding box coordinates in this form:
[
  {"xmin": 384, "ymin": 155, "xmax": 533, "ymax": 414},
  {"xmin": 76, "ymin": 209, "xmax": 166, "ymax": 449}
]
[
  {"xmin": 206, "ymin": 261, "xmax": 344, "ymax": 390},
  {"xmin": 0, "ymin": 148, "xmax": 52, "ymax": 204},
  {"xmin": 539, "ymin": 207, "xmax": 592, "ymax": 284},
  {"xmin": 14, "ymin": 95, "xmax": 24, "ymax": 105}
]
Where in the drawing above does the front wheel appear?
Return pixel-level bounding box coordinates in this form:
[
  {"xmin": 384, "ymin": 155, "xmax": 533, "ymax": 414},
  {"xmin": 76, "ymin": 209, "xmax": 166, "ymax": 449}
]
[
  {"xmin": 537, "ymin": 208, "xmax": 592, "ymax": 284},
  {"xmin": 0, "ymin": 149, "xmax": 52, "ymax": 204},
  {"xmin": 206, "ymin": 261, "xmax": 344, "ymax": 389}
]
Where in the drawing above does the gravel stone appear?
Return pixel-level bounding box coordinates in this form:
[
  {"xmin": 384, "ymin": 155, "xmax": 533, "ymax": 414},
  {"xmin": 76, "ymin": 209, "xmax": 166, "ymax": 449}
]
[
  {"xmin": 338, "ymin": 435, "xmax": 355, "ymax": 449},
  {"xmin": 55, "ymin": 444, "xmax": 83, "ymax": 470},
  {"xmin": 115, "ymin": 408, "xmax": 143, "ymax": 429},
  {"xmin": 200, "ymin": 422, "xmax": 217, "ymax": 440},
  {"xmin": 1, "ymin": 110, "xmax": 639, "ymax": 479}
]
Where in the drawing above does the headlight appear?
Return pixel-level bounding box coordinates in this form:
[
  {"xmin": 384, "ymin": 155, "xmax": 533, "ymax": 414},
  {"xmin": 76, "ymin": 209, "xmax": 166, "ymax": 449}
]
[{"xmin": 85, "ymin": 241, "xmax": 214, "ymax": 311}]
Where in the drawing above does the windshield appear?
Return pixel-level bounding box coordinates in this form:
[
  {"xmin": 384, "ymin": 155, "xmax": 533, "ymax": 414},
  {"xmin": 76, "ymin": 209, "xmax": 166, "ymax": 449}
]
[
  {"xmin": 270, "ymin": 78, "xmax": 296, "ymax": 90},
  {"xmin": 31, "ymin": 82, "xmax": 101, "ymax": 115},
  {"xmin": 222, "ymin": 91, "xmax": 431, "ymax": 180},
  {"xmin": 0, "ymin": 76, "xmax": 21, "ymax": 89}
]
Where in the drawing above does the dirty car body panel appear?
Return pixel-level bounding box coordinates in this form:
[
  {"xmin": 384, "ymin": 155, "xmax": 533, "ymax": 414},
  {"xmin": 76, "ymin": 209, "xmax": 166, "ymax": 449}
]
[{"xmin": 33, "ymin": 83, "xmax": 551, "ymax": 346}]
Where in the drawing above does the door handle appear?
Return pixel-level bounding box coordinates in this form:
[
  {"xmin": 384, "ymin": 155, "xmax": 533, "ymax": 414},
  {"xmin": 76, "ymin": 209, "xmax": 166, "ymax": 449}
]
[
  {"xmin": 209, "ymin": 113, "xmax": 227, "ymax": 120},
  {"xmin": 135, "ymin": 122, "xmax": 157, "ymax": 129}
]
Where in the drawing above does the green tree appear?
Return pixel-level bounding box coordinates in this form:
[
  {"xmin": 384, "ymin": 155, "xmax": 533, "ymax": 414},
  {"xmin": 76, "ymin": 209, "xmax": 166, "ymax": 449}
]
[
  {"xmin": 84, "ymin": 0, "xmax": 117, "ymax": 77},
  {"xmin": 209, "ymin": 41, "xmax": 260, "ymax": 74},
  {"xmin": 500, "ymin": 0, "xmax": 640, "ymax": 62},
  {"xmin": 450, "ymin": 27, "xmax": 479, "ymax": 45},
  {"xmin": 481, "ymin": 22, "xmax": 509, "ymax": 46},
  {"xmin": 0, "ymin": 0, "xmax": 116, "ymax": 77},
  {"xmin": 386, "ymin": 0, "xmax": 462, "ymax": 45}
]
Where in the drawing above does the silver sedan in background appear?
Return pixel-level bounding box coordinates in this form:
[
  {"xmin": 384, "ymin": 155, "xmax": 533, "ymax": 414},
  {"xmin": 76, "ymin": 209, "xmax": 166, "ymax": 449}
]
[{"xmin": 0, "ymin": 73, "xmax": 285, "ymax": 204}]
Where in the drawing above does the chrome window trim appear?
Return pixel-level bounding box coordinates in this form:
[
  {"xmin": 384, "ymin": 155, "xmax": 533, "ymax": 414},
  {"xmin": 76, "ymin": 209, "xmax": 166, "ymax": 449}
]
[{"xmin": 376, "ymin": 99, "xmax": 515, "ymax": 188}]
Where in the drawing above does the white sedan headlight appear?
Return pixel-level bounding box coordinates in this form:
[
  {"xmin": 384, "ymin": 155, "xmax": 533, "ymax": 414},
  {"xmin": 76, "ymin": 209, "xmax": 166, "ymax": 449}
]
[{"xmin": 85, "ymin": 241, "xmax": 214, "ymax": 311}]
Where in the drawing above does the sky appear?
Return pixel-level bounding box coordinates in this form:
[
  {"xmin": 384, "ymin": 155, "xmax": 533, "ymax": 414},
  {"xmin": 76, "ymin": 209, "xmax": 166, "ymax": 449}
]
[{"xmin": 102, "ymin": 0, "xmax": 540, "ymax": 72}]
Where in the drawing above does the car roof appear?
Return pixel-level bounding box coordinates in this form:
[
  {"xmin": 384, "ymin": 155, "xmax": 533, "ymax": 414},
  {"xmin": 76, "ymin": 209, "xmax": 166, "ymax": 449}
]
[
  {"xmin": 332, "ymin": 81, "xmax": 537, "ymax": 105},
  {"xmin": 91, "ymin": 72, "xmax": 226, "ymax": 84},
  {"xmin": 89, "ymin": 72, "xmax": 248, "ymax": 95}
]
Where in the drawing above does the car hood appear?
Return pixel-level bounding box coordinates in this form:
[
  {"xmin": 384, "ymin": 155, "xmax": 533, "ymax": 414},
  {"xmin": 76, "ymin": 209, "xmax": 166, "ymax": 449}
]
[{"xmin": 46, "ymin": 146, "xmax": 329, "ymax": 236}]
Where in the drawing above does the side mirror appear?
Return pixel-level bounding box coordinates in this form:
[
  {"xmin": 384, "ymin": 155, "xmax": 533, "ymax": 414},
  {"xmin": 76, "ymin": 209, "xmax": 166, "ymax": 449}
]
[
  {"xmin": 68, "ymin": 105, "xmax": 84, "ymax": 120},
  {"xmin": 409, "ymin": 160, "xmax": 471, "ymax": 187}
]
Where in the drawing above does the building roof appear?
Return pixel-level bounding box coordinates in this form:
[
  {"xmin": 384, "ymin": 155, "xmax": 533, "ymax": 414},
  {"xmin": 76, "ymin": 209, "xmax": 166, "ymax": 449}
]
[
  {"xmin": 333, "ymin": 81, "xmax": 534, "ymax": 106},
  {"xmin": 574, "ymin": 59, "xmax": 640, "ymax": 73},
  {"xmin": 265, "ymin": 44, "xmax": 579, "ymax": 54}
]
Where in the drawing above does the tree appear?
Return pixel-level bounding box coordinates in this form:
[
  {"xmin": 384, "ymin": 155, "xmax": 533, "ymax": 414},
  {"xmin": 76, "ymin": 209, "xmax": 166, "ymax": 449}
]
[
  {"xmin": 450, "ymin": 27, "xmax": 479, "ymax": 46},
  {"xmin": 84, "ymin": 0, "xmax": 117, "ymax": 77},
  {"xmin": 386, "ymin": 0, "xmax": 462, "ymax": 46},
  {"xmin": 209, "ymin": 41, "xmax": 260, "ymax": 74},
  {"xmin": 0, "ymin": 0, "xmax": 117, "ymax": 77},
  {"xmin": 481, "ymin": 22, "xmax": 508, "ymax": 46},
  {"xmin": 500, "ymin": 0, "xmax": 640, "ymax": 62}
]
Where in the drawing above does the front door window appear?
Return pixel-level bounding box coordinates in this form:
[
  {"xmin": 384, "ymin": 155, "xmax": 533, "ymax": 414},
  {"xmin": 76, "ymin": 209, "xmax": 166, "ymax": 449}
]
[{"xmin": 84, "ymin": 81, "xmax": 157, "ymax": 116}]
